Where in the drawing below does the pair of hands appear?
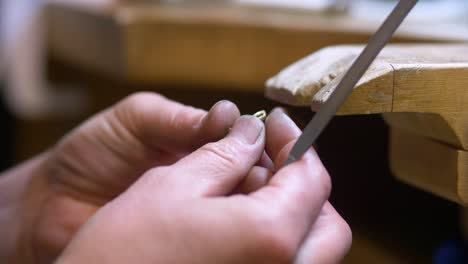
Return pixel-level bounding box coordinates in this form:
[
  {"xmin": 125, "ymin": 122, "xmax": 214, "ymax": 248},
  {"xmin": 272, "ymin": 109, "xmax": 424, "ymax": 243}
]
[{"xmin": 0, "ymin": 92, "xmax": 351, "ymax": 263}]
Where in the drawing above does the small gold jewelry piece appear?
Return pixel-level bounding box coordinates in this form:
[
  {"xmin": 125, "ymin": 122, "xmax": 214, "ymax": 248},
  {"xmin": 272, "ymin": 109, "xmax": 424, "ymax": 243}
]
[{"xmin": 253, "ymin": 110, "xmax": 267, "ymax": 122}]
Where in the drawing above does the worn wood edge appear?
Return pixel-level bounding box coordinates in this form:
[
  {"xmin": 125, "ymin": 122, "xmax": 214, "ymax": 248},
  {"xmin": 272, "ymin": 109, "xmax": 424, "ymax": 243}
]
[
  {"xmin": 267, "ymin": 45, "xmax": 468, "ymax": 111},
  {"xmin": 272, "ymin": 55, "xmax": 468, "ymax": 149},
  {"xmin": 314, "ymin": 63, "xmax": 468, "ymax": 115},
  {"xmin": 265, "ymin": 45, "xmax": 395, "ymax": 109},
  {"xmin": 391, "ymin": 64, "xmax": 468, "ymax": 150},
  {"xmin": 267, "ymin": 45, "xmax": 468, "ymax": 99},
  {"xmin": 389, "ymin": 128, "xmax": 467, "ymax": 205},
  {"xmin": 316, "ymin": 62, "xmax": 468, "ymax": 116},
  {"xmin": 311, "ymin": 63, "xmax": 394, "ymax": 114},
  {"xmin": 391, "ymin": 63, "xmax": 468, "ymax": 111}
]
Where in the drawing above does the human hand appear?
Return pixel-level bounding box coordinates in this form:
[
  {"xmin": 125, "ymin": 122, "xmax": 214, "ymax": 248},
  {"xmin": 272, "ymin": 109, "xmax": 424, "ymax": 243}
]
[
  {"xmin": 0, "ymin": 93, "xmax": 241, "ymax": 263},
  {"xmin": 57, "ymin": 109, "xmax": 352, "ymax": 263}
]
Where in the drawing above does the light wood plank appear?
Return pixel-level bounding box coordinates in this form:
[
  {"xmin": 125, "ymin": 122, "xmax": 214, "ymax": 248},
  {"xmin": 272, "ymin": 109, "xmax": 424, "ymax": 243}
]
[{"xmin": 266, "ymin": 44, "xmax": 468, "ymax": 150}]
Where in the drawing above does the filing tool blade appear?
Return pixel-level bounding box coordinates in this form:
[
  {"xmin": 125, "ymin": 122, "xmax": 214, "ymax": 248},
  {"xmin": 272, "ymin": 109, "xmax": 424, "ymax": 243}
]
[{"xmin": 285, "ymin": 0, "xmax": 418, "ymax": 165}]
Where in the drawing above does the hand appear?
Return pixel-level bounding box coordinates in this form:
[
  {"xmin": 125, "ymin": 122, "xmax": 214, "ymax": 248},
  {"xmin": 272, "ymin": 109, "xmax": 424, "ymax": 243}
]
[
  {"xmin": 57, "ymin": 109, "xmax": 352, "ymax": 263},
  {"xmin": 0, "ymin": 93, "xmax": 241, "ymax": 263}
]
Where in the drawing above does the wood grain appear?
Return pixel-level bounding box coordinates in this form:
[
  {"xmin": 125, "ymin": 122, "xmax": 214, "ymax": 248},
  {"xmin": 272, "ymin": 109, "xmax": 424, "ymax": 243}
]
[{"xmin": 266, "ymin": 44, "xmax": 468, "ymax": 150}]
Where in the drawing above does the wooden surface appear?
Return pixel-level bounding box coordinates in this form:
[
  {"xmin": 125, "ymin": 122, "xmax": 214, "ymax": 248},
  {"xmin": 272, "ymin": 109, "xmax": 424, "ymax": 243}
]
[
  {"xmin": 389, "ymin": 128, "xmax": 468, "ymax": 204},
  {"xmin": 266, "ymin": 44, "xmax": 468, "ymax": 204},
  {"xmin": 267, "ymin": 44, "xmax": 468, "ymax": 150},
  {"xmin": 266, "ymin": 44, "xmax": 468, "ymax": 148},
  {"xmin": 266, "ymin": 45, "xmax": 468, "ymax": 106},
  {"xmin": 45, "ymin": 2, "xmax": 468, "ymax": 92}
]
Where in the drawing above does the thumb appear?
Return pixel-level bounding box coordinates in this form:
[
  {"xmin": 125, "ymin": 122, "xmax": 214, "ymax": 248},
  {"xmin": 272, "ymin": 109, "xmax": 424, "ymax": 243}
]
[{"xmin": 153, "ymin": 116, "xmax": 265, "ymax": 197}]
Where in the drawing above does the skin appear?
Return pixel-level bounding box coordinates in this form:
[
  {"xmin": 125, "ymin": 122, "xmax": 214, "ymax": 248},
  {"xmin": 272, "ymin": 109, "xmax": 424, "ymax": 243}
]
[{"xmin": 0, "ymin": 92, "xmax": 351, "ymax": 263}]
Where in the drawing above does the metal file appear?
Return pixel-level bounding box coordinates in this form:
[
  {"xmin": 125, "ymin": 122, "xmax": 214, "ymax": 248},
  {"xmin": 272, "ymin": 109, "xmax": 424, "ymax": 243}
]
[{"xmin": 285, "ymin": 0, "xmax": 419, "ymax": 165}]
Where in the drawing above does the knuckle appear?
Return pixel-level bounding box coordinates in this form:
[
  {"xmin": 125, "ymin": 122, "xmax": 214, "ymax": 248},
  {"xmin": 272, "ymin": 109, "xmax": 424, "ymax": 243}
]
[
  {"xmin": 114, "ymin": 92, "xmax": 167, "ymax": 139},
  {"xmin": 123, "ymin": 92, "xmax": 164, "ymax": 109},
  {"xmin": 120, "ymin": 92, "xmax": 165, "ymax": 117},
  {"xmin": 168, "ymin": 106, "xmax": 203, "ymax": 131}
]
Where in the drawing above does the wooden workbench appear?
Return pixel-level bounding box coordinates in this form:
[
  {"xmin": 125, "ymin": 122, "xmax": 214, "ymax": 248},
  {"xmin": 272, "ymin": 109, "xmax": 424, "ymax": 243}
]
[{"xmin": 45, "ymin": 1, "xmax": 468, "ymax": 90}]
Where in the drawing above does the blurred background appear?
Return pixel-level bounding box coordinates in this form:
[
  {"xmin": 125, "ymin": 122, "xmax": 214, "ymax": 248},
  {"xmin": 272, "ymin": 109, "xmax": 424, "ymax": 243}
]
[{"xmin": 1, "ymin": 0, "xmax": 468, "ymax": 263}]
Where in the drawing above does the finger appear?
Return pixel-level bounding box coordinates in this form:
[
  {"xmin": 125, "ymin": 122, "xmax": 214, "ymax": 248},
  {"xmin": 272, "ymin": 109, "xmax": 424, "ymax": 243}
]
[
  {"xmin": 257, "ymin": 152, "xmax": 274, "ymax": 171},
  {"xmin": 152, "ymin": 115, "xmax": 265, "ymax": 197},
  {"xmin": 235, "ymin": 166, "xmax": 272, "ymax": 194},
  {"xmin": 252, "ymin": 147, "xmax": 331, "ymax": 243},
  {"xmin": 52, "ymin": 93, "xmax": 240, "ymax": 201},
  {"xmin": 113, "ymin": 92, "xmax": 240, "ymax": 154},
  {"xmin": 294, "ymin": 202, "xmax": 352, "ymax": 264},
  {"xmin": 251, "ymin": 112, "xmax": 331, "ymax": 248},
  {"xmin": 265, "ymin": 108, "xmax": 302, "ymax": 170}
]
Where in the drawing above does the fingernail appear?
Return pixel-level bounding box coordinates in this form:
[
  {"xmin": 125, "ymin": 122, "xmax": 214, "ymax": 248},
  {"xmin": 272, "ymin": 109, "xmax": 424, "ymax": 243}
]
[
  {"xmin": 230, "ymin": 116, "xmax": 264, "ymax": 144},
  {"xmin": 203, "ymin": 101, "xmax": 224, "ymax": 121},
  {"xmin": 203, "ymin": 100, "xmax": 239, "ymax": 128},
  {"xmin": 266, "ymin": 108, "xmax": 302, "ymax": 136},
  {"xmin": 271, "ymin": 107, "xmax": 289, "ymax": 115},
  {"xmin": 209, "ymin": 100, "xmax": 225, "ymax": 112},
  {"xmin": 268, "ymin": 108, "xmax": 291, "ymax": 123}
]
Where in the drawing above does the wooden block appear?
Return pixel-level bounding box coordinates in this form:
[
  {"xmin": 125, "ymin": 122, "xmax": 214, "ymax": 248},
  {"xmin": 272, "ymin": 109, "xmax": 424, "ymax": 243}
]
[
  {"xmin": 389, "ymin": 65, "xmax": 468, "ymax": 150},
  {"xmin": 266, "ymin": 44, "xmax": 468, "ymax": 150},
  {"xmin": 266, "ymin": 45, "xmax": 396, "ymax": 111},
  {"xmin": 266, "ymin": 44, "xmax": 468, "ymax": 203},
  {"xmin": 266, "ymin": 44, "xmax": 468, "ymax": 108},
  {"xmin": 389, "ymin": 128, "xmax": 468, "ymax": 205}
]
